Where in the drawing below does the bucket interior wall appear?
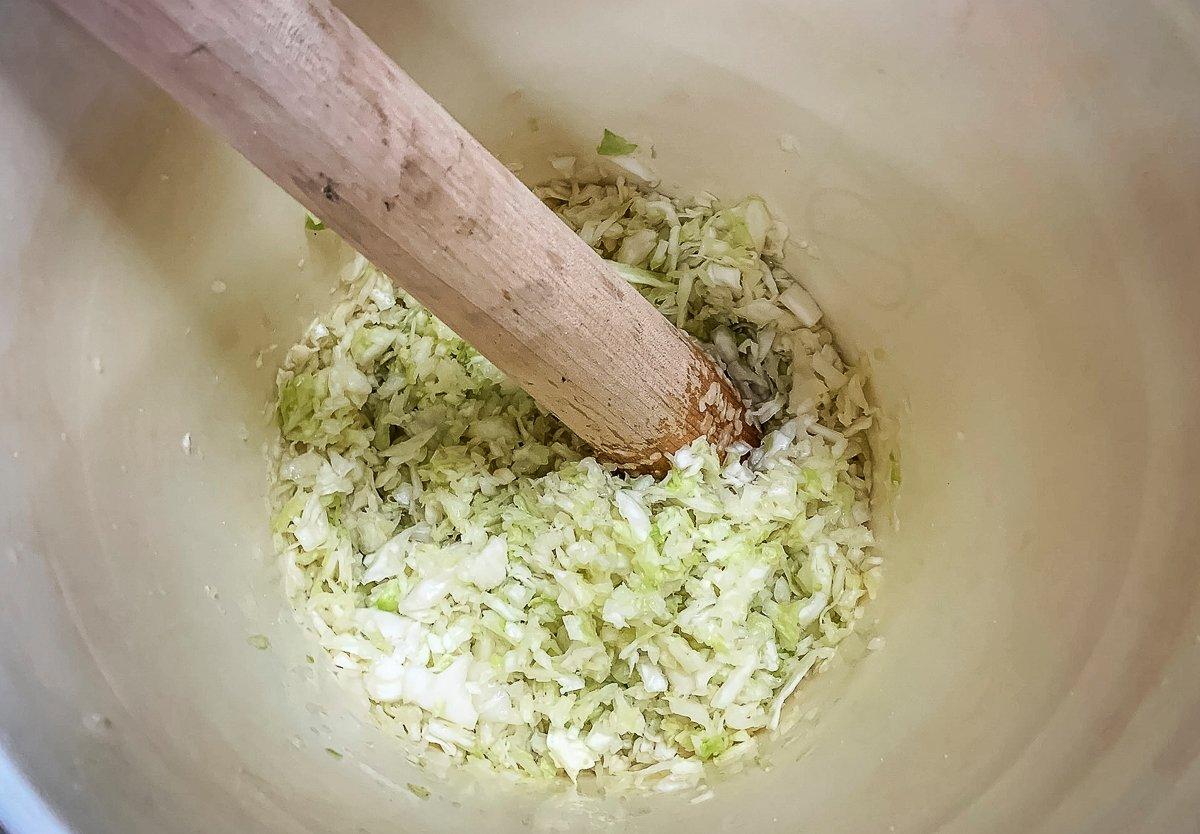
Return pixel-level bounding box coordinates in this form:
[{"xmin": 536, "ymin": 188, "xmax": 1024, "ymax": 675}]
[{"xmin": 2, "ymin": 1, "xmax": 1200, "ymax": 832}]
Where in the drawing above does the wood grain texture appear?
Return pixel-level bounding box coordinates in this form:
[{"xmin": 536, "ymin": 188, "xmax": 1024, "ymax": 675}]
[{"xmin": 49, "ymin": 0, "xmax": 759, "ymax": 471}]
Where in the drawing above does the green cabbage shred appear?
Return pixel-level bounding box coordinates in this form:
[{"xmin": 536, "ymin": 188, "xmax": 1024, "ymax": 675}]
[{"xmin": 596, "ymin": 129, "xmax": 638, "ymax": 157}]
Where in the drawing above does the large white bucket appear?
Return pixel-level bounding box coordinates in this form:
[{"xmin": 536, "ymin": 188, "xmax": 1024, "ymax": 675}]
[{"xmin": 3, "ymin": 1, "xmax": 1199, "ymax": 831}]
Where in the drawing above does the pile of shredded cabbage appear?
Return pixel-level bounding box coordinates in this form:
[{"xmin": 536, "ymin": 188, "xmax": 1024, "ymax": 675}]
[{"xmin": 271, "ymin": 165, "xmax": 880, "ymax": 794}]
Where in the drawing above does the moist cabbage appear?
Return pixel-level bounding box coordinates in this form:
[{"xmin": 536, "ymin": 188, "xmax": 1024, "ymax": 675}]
[{"xmin": 271, "ymin": 168, "xmax": 880, "ymax": 795}]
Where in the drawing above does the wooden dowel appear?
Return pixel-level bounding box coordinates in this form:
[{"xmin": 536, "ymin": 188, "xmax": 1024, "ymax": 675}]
[{"xmin": 49, "ymin": 0, "xmax": 759, "ymax": 472}]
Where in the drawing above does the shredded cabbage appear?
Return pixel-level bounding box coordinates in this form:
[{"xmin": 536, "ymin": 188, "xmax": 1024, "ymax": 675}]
[
  {"xmin": 596, "ymin": 128, "xmax": 638, "ymax": 157},
  {"xmin": 271, "ymin": 170, "xmax": 880, "ymax": 795},
  {"xmin": 304, "ymin": 210, "xmax": 326, "ymax": 232}
]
